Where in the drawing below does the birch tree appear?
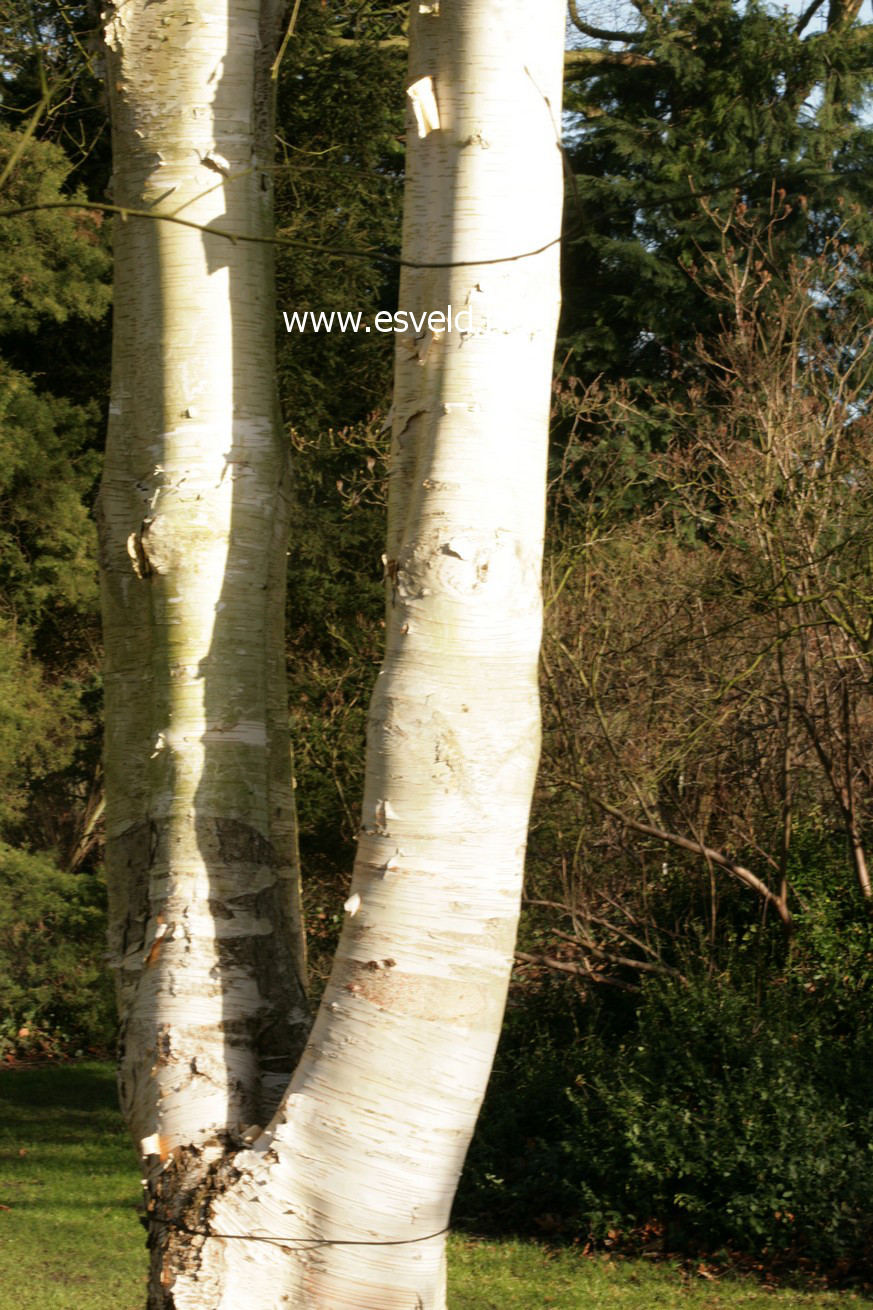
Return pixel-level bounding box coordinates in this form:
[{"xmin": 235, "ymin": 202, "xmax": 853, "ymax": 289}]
[{"xmin": 99, "ymin": 0, "xmax": 565, "ymax": 1305}]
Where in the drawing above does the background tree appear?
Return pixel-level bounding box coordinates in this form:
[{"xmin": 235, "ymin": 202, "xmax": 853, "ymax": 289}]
[
  {"xmin": 561, "ymin": 0, "xmax": 873, "ymax": 388},
  {"xmin": 0, "ymin": 97, "xmax": 112, "ymax": 1053},
  {"xmin": 536, "ymin": 200, "xmax": 873, "ymax": 960}
]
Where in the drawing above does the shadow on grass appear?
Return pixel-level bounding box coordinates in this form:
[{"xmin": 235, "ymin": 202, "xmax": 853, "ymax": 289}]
[
  {"xmin": 0, "ymin": 1196, "xmax": 137, "ymax": 1210},
  {"xmin": 0, "ymin": 1062, "xmax": 119, "ymax": 1116}
]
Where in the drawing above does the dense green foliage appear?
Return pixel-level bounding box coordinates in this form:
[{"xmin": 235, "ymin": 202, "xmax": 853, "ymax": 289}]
[
  {"xmin": 0, "ymin": 8, "xmax": 112, "ymax": 1048},
  {"xmin": 272, "ymin": 5, "xmax": 402, "ymax": 889},
  {"xmin": 0, "ymin": 844, "xmax": 113, "ymax": 1055},
  {"xmin": 0, "ymin": 123, "xmax": 110, "ymax": 1060},
  {"xmin": 273, "ymin": 4, "xmax": 404, "ymax": 432},
  {"xmin": 462, "ymin": 878, "xmax": 873, "ymax": 1269},
  {"xmin": 561, "ymin": 0, "xmax": 873, "ymax": 387}
]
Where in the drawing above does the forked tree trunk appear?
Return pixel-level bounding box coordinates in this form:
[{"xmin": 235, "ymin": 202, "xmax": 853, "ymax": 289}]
[{"xmin": 101, "ymin": 0, "xmax": 564, "ymax": 1306}]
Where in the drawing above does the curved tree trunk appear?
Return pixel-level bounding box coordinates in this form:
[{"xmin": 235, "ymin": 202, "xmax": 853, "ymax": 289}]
[{"xmin": 101, "ymin": 0, "xmax": 564, "ymax": 1305}]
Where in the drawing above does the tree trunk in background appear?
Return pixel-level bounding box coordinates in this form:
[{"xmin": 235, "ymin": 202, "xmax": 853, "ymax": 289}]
[
  {"xmin": 99, "ymin": 0, "xmax": 309, "ymax": 1299},
  {"xmin": 101, "ymin": 0, "xmax": 564, "ymax": 1305}
]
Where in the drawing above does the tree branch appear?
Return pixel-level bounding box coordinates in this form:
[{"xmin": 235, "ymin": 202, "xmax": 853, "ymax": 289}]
[
  {"xmin": 326, "ymin": 35, "xmax": 657, "ymax": 73},
  {"xmin": 327, "ymin": 35, "xmax": 408, "ymax": 51},
  {"xmin": 515, "ymin": 951, "xmax": 640, "ymax": 992},
  {"xmin": 564, "ymin": 47, "xmax": 657, "ymax": 70},
  {"xmin": 825, "ymin": 0, "xmax": 864, "ymax": 35},
  {"xmin": 551, "ymin": 929, "xmax": 687, "ymax": 981},
  {"xmin": 795, "ymin": 0, "xmax": 827, "ymax": 35},
  {"xmin": 568, "ymin": 0, "xmax": 644, "ymax": 43},
  {"xmin": 0, "ymin": 199, "xmax": 562, "ymax": 269},
  {"xmin": 795, "ymin": 700, "xmax": 873, "ymax": 900},
  {"xmin": 594, "ymin": 798, "xmax": 793, "ymax": 928}
]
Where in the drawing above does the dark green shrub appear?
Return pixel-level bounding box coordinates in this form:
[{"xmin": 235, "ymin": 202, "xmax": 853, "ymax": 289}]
[
  {"xmin": 460, "ymin": 946, "xmax": 873, "ymax": 1268},
  {"xmin": 0, "ymin": 843, "xmax": 114, "ymax": 1057}
]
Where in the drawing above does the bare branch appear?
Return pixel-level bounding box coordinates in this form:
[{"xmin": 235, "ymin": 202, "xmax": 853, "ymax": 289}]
[
  {"xmin": 795, "ymin": 0, "xmax": 827, "ymax": 35},
  {"xmin": 551, "ymin": 929, "xmax": 687, "ymax": 980},
  {"xmin": 515, "ymin": 951, "xmax": 640, "ymax": 992},
  {"xmin": 564, "ymin": 47, "xmax": 657, "ymax": 70},
  {"xmin": 326, "ymin": 35, "xmax": 408, "ymax": 52},
  {"xmin": 325, "ymin": 35, "xmax": 658, "ymax": 74},
  {"xmin": 568, "ymin": 0, "xmax": 643, "ymax": 43},
  {"xmin": 594, "ymin": 798, "xmax": 793, "ymax": 928},
  {"xmin": 0, "ymin": 199, "xmax": 562, "ymax": 270},
  {"xmin": 795, "ymin": 700, "xmax": 873, "ymax": 900}
]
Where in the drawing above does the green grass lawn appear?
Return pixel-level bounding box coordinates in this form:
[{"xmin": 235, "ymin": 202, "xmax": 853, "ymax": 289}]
[
  {"xmin": 449, "ymin": 1242, "xmax": 871, "ymax": 1309},
  {"xmin": 0, "ymin": 1062, "xmax": 144, "ymax": 1310},
  {"xmin": 0, "ymin": 1062, "xmax": 869, "ymax": 1310}
]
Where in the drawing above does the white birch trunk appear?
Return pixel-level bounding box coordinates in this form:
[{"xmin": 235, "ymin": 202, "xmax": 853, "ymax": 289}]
[
  {"xmin": 99, "ymin": 0, "xmax": 308, "ymax": 1301},
  {"xmin": 143, "ymin": 2, "xmax": 566, "ymax": 1306}
]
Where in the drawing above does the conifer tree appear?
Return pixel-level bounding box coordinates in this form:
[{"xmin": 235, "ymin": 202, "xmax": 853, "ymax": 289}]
[{"xmin": 561, "ymin": 0, "xmax": 873, "ymax": 386}]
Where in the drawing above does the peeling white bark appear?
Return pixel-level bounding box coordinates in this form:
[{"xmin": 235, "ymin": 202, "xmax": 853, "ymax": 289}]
[
  {"xmin": 99, "ymin": 0, "xmax": 308, "ymax": 1297},
  {"xmin": 103, "ymin": 0, "xmax": 564, "ymax": 1305},
  {"xmin": 139, "ymin": 1, "xmax": 566, "ymax": 1307}
]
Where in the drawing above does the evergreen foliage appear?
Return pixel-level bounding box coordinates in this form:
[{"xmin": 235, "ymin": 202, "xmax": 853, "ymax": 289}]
[
  {"xmin": 0, "ymin": 132, "xmax": 108, "ymax": 718},
  {"xmin": 0, "ymin": 843, "xmax": 113, "ymax": 1056},
  {"xmin": 461, "ymin": 861, "xmax": 873, "ymax": 1268},
  {"xmin": 273, "ymin": 1, "xmax": 405, "ymax": 434},
  {"xmin": 0, "ymin": 115, "xmax": 111, "ymax": 1051},
  {"xmin": 561, "ymin": 0, "xmax": 873, "ymax": 387}
]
